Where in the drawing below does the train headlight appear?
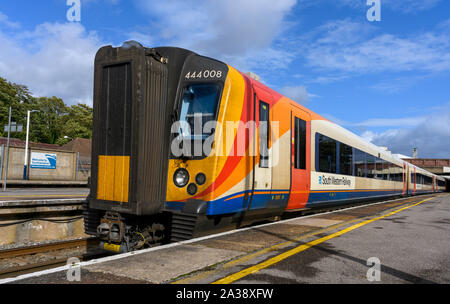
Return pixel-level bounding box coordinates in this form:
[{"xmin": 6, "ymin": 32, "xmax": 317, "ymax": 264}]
[
  {"xmin": 173, "ymin": 168, "xmax": 189, "ymax": 187},
  {"xmin": 195, "ymin": 173, "xmax": 206, "ymax": 185},
  {"xmin": 187, "ymin": 183, "xmax": 198, "ymax": 196}
]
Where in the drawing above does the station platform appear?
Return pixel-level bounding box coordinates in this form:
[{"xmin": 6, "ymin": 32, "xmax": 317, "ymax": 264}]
[
  {"xmin": 0, "ymin": 180, "xmax": 87, "ymax": 187},
  {"xmin": 0, "ymin": 188, "xmax": 88, "ymax": 202},
  {"xmin": 0, "ymin": 189, "xmax": 89, "ymax": 246},
  {"xmin": 3, "ymin": 193, "xmax": 449, "ymax": 284}
]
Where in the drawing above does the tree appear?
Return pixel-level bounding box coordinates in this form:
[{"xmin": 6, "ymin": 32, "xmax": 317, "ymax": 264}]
[
  {"xmin": 0, "ymin": 76, "xmax": 93, "ymax": 145},
  {"xmin": 28, "ymin": 97, "xmax": 68, "ymax": 144},
  {"xmin": 0, "ymin": 77, "xmax": 31, "ymax": 139},
  {"xmin": 56, "ymin": 103, "xmax": 93, "ymax": 145}
]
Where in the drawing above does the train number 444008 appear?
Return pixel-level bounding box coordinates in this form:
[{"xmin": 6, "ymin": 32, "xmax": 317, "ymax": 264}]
[{"xmin": 185, "ymin": 70, "xmax": 223, "ymax": 79}]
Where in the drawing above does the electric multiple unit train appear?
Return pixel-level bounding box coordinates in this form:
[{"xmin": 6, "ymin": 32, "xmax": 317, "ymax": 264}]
[{"xmin": 84, "ymin": 41, "xmax": 447, "ymax": 252}]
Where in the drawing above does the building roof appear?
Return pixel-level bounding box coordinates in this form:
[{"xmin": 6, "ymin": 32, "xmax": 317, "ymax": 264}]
[
  {"xmin": 62, "ymin": 138, "xmax": 91, "ymax": 158},
  {"xmin": 403, "ymin": 158, "xmax": 450, "ymax": 175},
  {"xmin": 0, "ymin": 137, "xmax": 66, "ymax": 151}
]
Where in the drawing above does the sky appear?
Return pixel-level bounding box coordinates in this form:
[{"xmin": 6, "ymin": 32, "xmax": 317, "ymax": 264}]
[{"xmin": 0, "ymin": 0, "xmax": 449, "ymax": 158}]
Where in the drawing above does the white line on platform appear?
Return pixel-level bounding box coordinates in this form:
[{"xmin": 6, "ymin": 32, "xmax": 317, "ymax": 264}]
[
  {"xmin": 0, "ymin": 198, "xmax": 85, "ymax": 205},
  {"xmin": 0, "ymin": 195, "xmax": 434, "ymax": 284}
]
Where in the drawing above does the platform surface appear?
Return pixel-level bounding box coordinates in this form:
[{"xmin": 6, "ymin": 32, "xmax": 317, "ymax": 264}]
[
  {"xmin": 0, "ymin": 188, "xmax": 89, "ymax": 202},
  {"xmin": 4, "ymin": 193, "xmax": 449, "ymax": 284}
]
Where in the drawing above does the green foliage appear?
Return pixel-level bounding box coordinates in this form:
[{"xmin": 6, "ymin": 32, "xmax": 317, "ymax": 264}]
[{"xmin": 0, "ymin": 77, "xmax": 92, "ymax": 145}]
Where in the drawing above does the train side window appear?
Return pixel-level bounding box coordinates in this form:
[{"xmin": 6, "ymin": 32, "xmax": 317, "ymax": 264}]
[
  {"xmin": 390, "ymin": 165, "xmax": 396, "ymax": 181},
  {"xmin": 382, "ymin": 160, "xmax": 389, "ymax": 180},
  {"xmin": 366, "ymin": 154, "xmax": 375, "ymax": 178},
  {"xmin": 294, "ymin": 117, "xmax": 306, "ymax": 170},
  {"xmin": 375, "ymin": 158, "xmax": 383, "ymax": 180},
  {"xmin": 317, "ymin": 134, "xmax": 336, "ymax": 173},
  {"xmin": 259, "ymin": 101, "xmax": 269, "ymax": 168},
  {"xmin": 353, "ymin": 149, "xmax": 366, "ymax": 177},
  {"xmin": 391, "ymin": 165, "xmax": 395, "ymax": 181},
  {"xmin": 339, "ymin": 143, "xmax": 352, "ymax": 176}
]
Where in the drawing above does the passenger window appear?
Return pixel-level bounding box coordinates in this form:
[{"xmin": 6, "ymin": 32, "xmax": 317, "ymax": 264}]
[
  {"xmin": 390, "ymin": 165, "xmax": 395, "ymax": 181},
  {"xmin": 339, "ymin": 143, "xmax": 352, "ymax": 176},
  {"xmin": 366, "ymin": 154, "xmax": 375, "ymax": 178},
  {"xmin": 317, "ymin": 134, "xmax": 336, "ymax": 173},
  {"xmin": 375, "ymin": 158, "xmax": 383, "ymax": 180},
  {"xmin": 294, "ymin": 117, "xmax": 306, "ymax": 170},
  {"xmin": 353, "ymin": 149, "xmax": 366, "ymax": 177},
  {"xmin": 382, "ymin": 160, "xmax": 388, "ymax": 180},
  {"xmin": 259, "ymin": 101, "xmax": 269, "ymax": 168},
  {"xmin": 388, "ymin": 163, "xmax": 396, "ymax": 181}
]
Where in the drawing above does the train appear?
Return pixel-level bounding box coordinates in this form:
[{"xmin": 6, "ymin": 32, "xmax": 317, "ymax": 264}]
[{"xmin": 83, "ymin": 41, "xmax": 447, "ymax": 253}]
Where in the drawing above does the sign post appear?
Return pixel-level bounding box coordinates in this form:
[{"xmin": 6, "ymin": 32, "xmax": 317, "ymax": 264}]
[
  {"xmin": 3, "ymin": 107, "xmax": 11, "ymax": 192},
  {"xmin": 2, "ymin": 107, "xmax": 24, "ymax": 191}
]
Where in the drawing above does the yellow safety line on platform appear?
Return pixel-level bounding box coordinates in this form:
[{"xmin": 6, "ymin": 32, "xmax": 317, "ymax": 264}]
[
  {"xmin": 172, "ymin": 197, "xmax": 424, "ymax": 284},
  {"xmin": 212, "ymin": 196, "xmax": 439, "ymax": 284},
  {"xmin": 172, "ymin": 215, "xmax": 368, "ymax": 284},
  {"xmin": 0, "ymin": 194, "xmax": 86, "ymax": 198}
]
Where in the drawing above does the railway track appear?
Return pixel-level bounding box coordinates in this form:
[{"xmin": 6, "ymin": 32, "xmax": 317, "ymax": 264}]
[{"xmin": 0, "ymin": 237, "xmax": 103, "ymax": 279}]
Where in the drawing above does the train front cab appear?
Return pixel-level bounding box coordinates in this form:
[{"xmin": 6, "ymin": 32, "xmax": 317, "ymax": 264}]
[
  {"xmin": 164, "ymin": 68, "xmax": 290, "ymax": 240},
  {"xmin": 164, "ymin": 68, "xmax": 321, "ymax": 240}
]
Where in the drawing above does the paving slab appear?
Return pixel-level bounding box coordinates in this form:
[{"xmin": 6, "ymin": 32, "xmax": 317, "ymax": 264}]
[
  {"xmin": 285, "ymin": 218, "xmax": 343, "ymax": 227},
  {"xmin": 85, "ymin": 244, "xmax": 245, "ymax": 283}
]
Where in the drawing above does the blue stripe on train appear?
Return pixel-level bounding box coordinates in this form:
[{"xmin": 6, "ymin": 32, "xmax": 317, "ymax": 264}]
[
  {"xmin": 165, "ymin": 189, "xmax": 290, "ymax": 216},
  {"xmin": 306, "ymin": 190, "xmax": 402, "ymax": 207},
  {"xmin": 165, "ymin": 189, "xmax": 405, "ymax": 216}
]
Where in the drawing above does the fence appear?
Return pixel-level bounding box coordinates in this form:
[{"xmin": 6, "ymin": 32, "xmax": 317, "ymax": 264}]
[{"xmin": 0, "ymin": 145, "xmax": 90, "ymax": 182}]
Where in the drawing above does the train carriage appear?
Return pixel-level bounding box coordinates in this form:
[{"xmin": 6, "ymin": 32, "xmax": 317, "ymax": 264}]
[{"xmin": 84, "ymin": 42, "xmax": 446, "ymax": 252}]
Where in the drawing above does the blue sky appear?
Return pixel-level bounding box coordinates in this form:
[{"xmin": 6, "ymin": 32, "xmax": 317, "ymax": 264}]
[{"xmin": 0, "ymin": 0, "xmax": 449, "ymax": 157}]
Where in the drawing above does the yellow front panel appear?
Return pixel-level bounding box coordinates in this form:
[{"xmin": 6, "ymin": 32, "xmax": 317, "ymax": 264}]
[
  {"xmin": 97, "ymin": 156, "xmax": 107, "ymax": 200},
  {"xmin": 105, "ymin": 156, "xmax": 116, "ymax": 200},
  {"xmin": 114, "ymin": 156, "xmax": 130, "ymax": 202},
  {"xmin": 97, "ymin": 155, "xmax": 130, "ymax": 203}
]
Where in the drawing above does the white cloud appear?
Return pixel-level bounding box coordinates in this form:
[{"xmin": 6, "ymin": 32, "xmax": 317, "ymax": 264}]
[
  {"xmin": 383, "ymin": 0, "xmax": 442, "ymax": 13},
  {"xmin": 0, "ymin": 11, "xmax": 20, "ymax": 29},
  {"xmin": 135, "ymin": 0, "xmax": 297, "ymax": 73},
  {"xmin": 0, "ymin": 21, "xmax": 103, "ymax": 105},
  {"xmin": 320, "ymin": 113, "xmax": 348, "ymax": 126},
  {"xmin": 126, "ymin": 31, "xmax": 154, "ymax": 46},
  {"xmin": 362, "ymin": 104, "xmax": 450, "ymax": 158},
  {"xmin": 303, "ymin": 19, "xmax": 450, "ymax": 74},
  {"xmin": 307, "ymin": 74, "xmax": 350, "ymax": 84},
  {"xmin": 352, "ymin": 116, "xmax": 427, "ymax": 128},
  {"xmin": 320, "ymin": 113, "xmax": 428, "ymax": 129},
  {"xmin": 331, "ymin": 0, "xmax": 442, "ymax": 13},
  {"xmin": 280, "ymin": 85, "xmax": 311, "ymax": 104}
]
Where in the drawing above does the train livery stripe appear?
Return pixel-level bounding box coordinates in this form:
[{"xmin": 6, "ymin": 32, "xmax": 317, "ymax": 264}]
[{"xmin": 165, "ymin": 188, "xmax": 405, "ymax": 216}]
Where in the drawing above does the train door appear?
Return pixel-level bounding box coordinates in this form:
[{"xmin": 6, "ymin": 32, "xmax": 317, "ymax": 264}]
[
  {"xmin": 402, "ymin": 163, "xmax": 407, "ymax": 195},
  {"xmin": 247, "ymin": 85, "xmax": 273, "ymax": 210},
  {"xmin": 413, "ymin": 167, "xmax": 416, "ymax": 195},
  {"xmin": 286, "ymin": 108, "xmax": 311, "ymax": 210}
]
